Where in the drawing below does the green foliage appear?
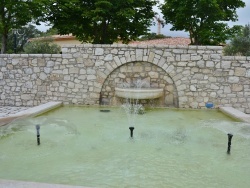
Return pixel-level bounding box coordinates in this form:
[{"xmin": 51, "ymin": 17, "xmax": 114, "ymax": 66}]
[
  {"xmin": 23, "ymin": 38, "xmax": 61, "ymax": 54},
  {"xmin": 3, "ymin": 24, "xmax": 43, "ymax": 53},
  {"xmin": 43, "ymin": 0, "xmax": 157, "ymax": 44},
  {"xmin": 43, "ymin": 28, "xmax": 59, "ymax": 36},
  {"xmin": 160, "ymin": 0, "xmax": 245, "ymax": 45},
  {"xmin": 224, "ymin": 24, "xmax": 250, "ymax": 56},
  {"xmin": 0, "ymin": 0, "xmax": 44, "ymax": 53},
  {"xmin": 138, "ymin": 33, "xmax": 170, "ymax": 41}
]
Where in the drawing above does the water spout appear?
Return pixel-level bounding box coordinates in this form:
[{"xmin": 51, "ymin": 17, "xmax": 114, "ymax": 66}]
[
  {"xmin": 129, "ymin": 127, "xmax": 134, "ymax": 138},
  {"xmin": 36, "ymin": 124, "xmax": 40, "ymax": 145},
  {"xmin": 227, "ymin": 133, "xmax": 233, "ymax": 154}
]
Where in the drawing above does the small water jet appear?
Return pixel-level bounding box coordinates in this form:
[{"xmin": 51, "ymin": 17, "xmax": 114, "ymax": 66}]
[
  {"xmin": 227, "ymin": 133, "xmax": 233, "ymax": 154},
  {"xmin": 120, "ymin": 79, "xmax": 148, "ymax": 136},
  {"xmin": 36, "ymin": 124, "xmax": 40, "ymax": 145},
  {"xmin": 129, "ymin": 127, "xmax": 134, "ymax": 138}
]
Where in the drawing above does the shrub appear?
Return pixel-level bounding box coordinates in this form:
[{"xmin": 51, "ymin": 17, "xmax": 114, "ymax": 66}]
[
  {"xmin": 138, "ymin": 33, "xmax": 170, "ymax": 41},
  {"xmin": 224, "ymin": 24, "xmax": 250, "ymax": 56},
  {"xmin": 23, "ymin": 38, "xmax": 61, "ymax": 54}
]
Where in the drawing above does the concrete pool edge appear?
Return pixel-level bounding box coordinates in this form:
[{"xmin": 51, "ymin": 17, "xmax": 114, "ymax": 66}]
[
  {"xmin": 0, "ymin": 179, "xmax": 89, "ymax": 188},
  {"xmin": 0, "ymin": 102, "xmax": 62, "ymax": 126},
  {"xmin": 219, "ymin": 106, "xmax": 250, "ymax": 123},
  {"xmin": 1, "ymin": 103, "xmax": 250, "ymax": 126}
]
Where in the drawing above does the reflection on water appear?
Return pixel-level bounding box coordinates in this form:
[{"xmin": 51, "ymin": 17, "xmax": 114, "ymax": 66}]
[{"xmin": 0, "ymin": 106, "xmax": 250, "ymax": 188}]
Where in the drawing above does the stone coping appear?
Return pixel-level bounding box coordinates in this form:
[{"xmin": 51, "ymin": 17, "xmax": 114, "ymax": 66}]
[
  {"xmin": 219, "ymin": 106, "xmax": 250, "ymax": 123},
  {"xmin": 0, "ymin": 102, "xmax": 62, "ymax": 126},
  {"xmin": 0, "ymin": 179, "xmax": 89, "ymax": 188}
]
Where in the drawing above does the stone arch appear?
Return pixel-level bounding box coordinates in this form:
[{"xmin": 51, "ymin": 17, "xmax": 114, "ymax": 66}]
[{"xmin": 100, "ymin": 59, "xmax": 179, "ymax": 107}]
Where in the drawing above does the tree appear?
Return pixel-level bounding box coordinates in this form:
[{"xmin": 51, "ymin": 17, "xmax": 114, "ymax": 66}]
[
  {"xmin": 43, "ymin": 0, "xmax": 157, "ymax": 44},
  {"xmin": 0, "ymin": 0, "xmax": 44, "ymax": 53},
  {"xmin": 23, "ymin": 38, "xmax": 61, "ymax": 54},
  {"xmin": 224, "ymin": 24, "xmax": 250, "ymax": 56},
  {"xmin": 160, "ymin": 0, "xmax": 245, "ymax": 45},
  {"xmin": 3, "ymin": 24, "xmax": 43, "ymax": 53},
  {"xmin": 43, "ymin": 28, "xmax": 58, "ymax": 36}
]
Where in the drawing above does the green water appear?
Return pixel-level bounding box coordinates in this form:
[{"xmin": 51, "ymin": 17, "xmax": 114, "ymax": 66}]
[{"xmin": 0, "ymin": 106, "xmax": 250, "ymax": 188}]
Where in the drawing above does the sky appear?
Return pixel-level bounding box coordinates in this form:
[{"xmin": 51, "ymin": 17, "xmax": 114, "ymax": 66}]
[
  {"xmin": 37, "ymin": 0, "xmax": 250, "ymax": 38},
  {"xmin": 151, "ymin": 0, "xmax": 250, "ymax": 37}
]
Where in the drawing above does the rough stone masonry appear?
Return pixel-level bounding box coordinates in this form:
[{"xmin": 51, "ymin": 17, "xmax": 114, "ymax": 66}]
[{"xmin": 0, "ymin": 44, "xmax": 249, "ymax": 113}]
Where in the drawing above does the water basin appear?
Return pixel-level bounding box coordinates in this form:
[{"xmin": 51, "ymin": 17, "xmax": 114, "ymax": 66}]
[
  {"xmin": 115, "ymin": 87, "xmax": 164, "ymax": 99},
  {"xmin": 0, "ymin": 106, "xmax": 250, "ymax": 188}
]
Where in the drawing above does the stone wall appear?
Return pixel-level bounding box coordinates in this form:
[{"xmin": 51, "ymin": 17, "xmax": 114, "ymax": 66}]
[{"xmin": 0, "ymin": 44, "xmax": 249, "ymax": 113}]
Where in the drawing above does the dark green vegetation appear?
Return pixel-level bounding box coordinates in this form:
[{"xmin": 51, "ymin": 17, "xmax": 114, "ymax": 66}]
[
  {"xmin": 160, "ymin": 0, "xmax": 245, "ymax": 45},
  {"xmin": 23, "ymin": 37, "xmax": 61, "ymax": 54},
  {"xmin": 224, "ymin": 24, "xmax": 250, "ymax": 56},
  {"xmin": 43, "ymin": 0, "xmax": 157, "ymax": 44},
  {"xmin": 0, "ymin": 0, "xmax": 247, "ymax": 53},
  {"xmin": 0, "ymin": 0, "xmax": 44, "ymax": 53},
  {"xmin": 0, "ymin": 25, "xmax": 42, "ymax": 53},
  {"xmin": 138, "ymin": 33, "xmax": 170, "ymax": 41}
]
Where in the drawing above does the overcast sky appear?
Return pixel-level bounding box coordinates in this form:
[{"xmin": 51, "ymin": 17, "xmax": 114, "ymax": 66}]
[{"xmin": 38, "ymin": 0, "xmax": 250, "ymax": 38}]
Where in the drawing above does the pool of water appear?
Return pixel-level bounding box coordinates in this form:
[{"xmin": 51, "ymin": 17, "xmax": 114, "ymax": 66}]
[{"xmin": 0, "ymin": 106, "xmax": 250, "ymax": 188}]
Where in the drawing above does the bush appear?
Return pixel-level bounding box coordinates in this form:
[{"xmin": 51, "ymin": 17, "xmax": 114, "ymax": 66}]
[
  {"xmin": 23, "ymin": 38, "xmax": 61, "ymax": 54},
  {"xmin": 223, "ymin": 24, "xmax": 250, "ymax": 56},
  {"xmin": 138, "ymin": 33, "xmax": 171, "ymax": 41}
]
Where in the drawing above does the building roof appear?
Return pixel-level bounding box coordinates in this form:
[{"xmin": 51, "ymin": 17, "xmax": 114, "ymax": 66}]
[
  {"xmin": 29, "ymin": 35, "xmax": 191, "ymax": 46},
  {"xmin": 129, "ymin": 37, "xmax": 191, "ymax": 45},
  {"xmin": 29, "ymin": 34, "xmax": 76, "ymax": 42}
]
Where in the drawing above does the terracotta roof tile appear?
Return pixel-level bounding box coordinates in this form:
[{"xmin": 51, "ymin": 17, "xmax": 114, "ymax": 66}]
[{"xmin": 129, "ymin": 37, "xmax": 191, "ymax": 45}]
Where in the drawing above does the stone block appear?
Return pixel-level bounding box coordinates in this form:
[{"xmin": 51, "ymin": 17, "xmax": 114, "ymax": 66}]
[
  {"xmin": 39, "ymin": 72, "xmax": 47, "ymax": 80},
  {"xmin": 69, "ymin": 67, "xmax": 79, "ymax": 74},
  {"xmin": 104, "ymin": 54, "xmax": 113, "ymax": 61},
  {"xmin": 232, "ymin": 84, "xmax": 243, "ymax": 92},
  {"xmin": 181, "ymin": 54, "xmax": 190, "ymax": 61},
  {"xmin": 206, "ymin": 61, "xmax": 214, "ymax": 67},
  {"xmin": 234, "ymin": 67, "xmax": 246, "ymax": 76},
  {"xmin": 228, "ymin": 76, "xmax": 239, "ymax": 83},
  {"xmin": 95, "ymin": 48, "xmax": 104, "ymax": 55},
  {"xmin": 84, "ymin": 59, "xmax": 94, "ymax": 66},
  {"xmin": 246, "ymin": 69, "xmax": 250, "ymax": 77}
]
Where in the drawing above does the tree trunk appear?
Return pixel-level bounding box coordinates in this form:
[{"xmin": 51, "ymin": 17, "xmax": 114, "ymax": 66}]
[{"xmin": 1, "ymin": 33, "xmax": 8, "ymax": 54}]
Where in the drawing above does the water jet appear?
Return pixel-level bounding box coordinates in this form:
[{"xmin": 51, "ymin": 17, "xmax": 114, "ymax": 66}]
[
  {"xmin": 36, "ymin": 124, "xmax": 40, "ymax": 145},
  {"xmin": 129, "ymin": 127, "xmax": 134, "ymax": 138},
  {"xmin": 227, "ymin": 133, "xmax": 233, "ymax": 154}
]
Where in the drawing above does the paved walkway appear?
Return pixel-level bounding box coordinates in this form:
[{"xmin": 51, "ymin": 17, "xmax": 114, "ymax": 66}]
[
  {"xmin": 0, "ymin": 106, "xmax": 30, "ymax": 118},
  {"xmin": 0, "ymin": 102, "xmax": 62, "ymax": 126}
]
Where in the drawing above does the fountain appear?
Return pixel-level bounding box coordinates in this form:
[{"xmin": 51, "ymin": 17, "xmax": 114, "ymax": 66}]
[
  {"xmin": 227, "ymin": 133, "xmax": 233, "ymax": 154},
  {"xmin": 36, "ymin": 124, "xmax": 40, "ymax": 145},
  {"xmin": 129, "ymin": 127, "xmax": 134, "ymax": 138},
  {"xmin": 115, "ymin": 87, "xmax": 164, "ymax": 100},
  {"xmin": 0, "ymin": 106, "xmax": 250, "ymax": 187},
  {"xmin": 119, "ymin": 80, "xmax": 148, "ymax": 138}
]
